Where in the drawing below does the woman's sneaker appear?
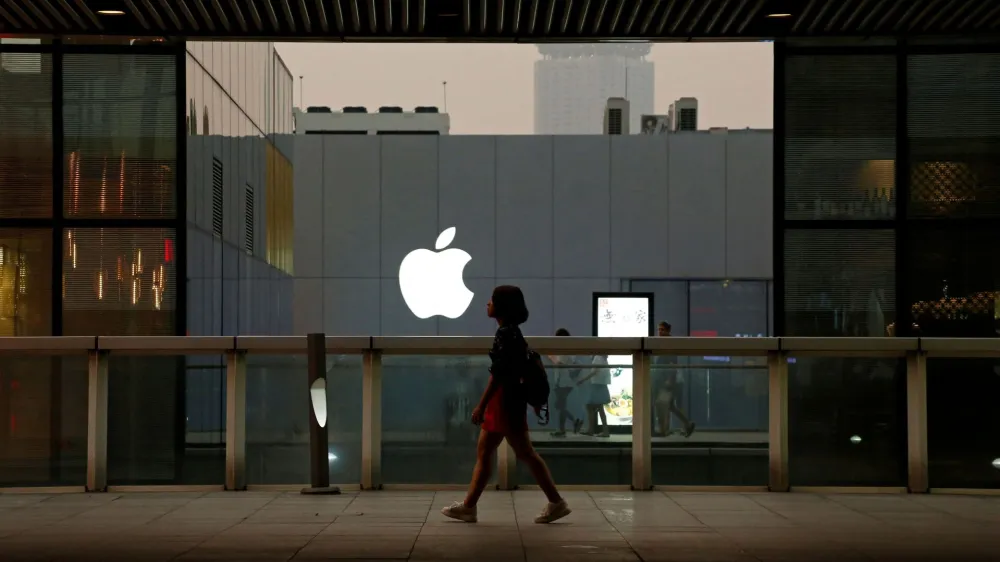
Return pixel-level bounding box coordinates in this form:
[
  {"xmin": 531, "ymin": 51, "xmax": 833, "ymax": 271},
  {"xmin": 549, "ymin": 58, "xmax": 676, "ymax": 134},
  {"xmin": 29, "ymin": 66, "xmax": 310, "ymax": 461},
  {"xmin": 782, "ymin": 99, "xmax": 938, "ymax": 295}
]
[
  {"xmin": 534, "ymin": 499, "xmax": 571, "ymax": 524},
  {"xmin": 441, "ymin": 501, "xmax": 478, "ymax": 523}
]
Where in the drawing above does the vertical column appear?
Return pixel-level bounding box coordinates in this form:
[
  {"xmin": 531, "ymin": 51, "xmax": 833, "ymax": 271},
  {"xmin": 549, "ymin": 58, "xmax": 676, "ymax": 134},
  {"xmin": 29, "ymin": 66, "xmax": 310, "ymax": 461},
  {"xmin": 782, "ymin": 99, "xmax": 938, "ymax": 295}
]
[
  {"xmin": 631, "ymin": 349, "xmax": 652, "ymax": 491},
  {"xmin": 86, "ymin": 349, "xmax": 109, "ymax": 492},
  {"xmin": 768, "ymin": 350, "xmax": 789, "ymax": 492},
  {"xmin": 225, "ymin": 350, "xmax": 247, "ymax": 491},
  {"xmin": 303, "ymin": 333, "xmax": 340, "ymax": 494},
  {"xmin": 362, "ymin": 349, "xmax": 383, "ymax": 490},
  {"xmin": 906, "ymin": 350, "xmax": 929, "ymax": 493}
]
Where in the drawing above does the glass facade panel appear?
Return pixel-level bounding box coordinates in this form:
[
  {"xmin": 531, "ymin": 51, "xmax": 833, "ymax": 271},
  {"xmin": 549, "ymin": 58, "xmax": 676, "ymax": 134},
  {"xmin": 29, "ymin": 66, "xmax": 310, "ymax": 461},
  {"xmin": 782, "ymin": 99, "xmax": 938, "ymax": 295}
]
[
  {"xmin": 63, "ymin": 228, "xmax": 176, "ymax": 336},
  {"xmin": 784, "ymin": 55, "xmax": 896, "ymax": 220},
  {"xmin": 62, "ymin": 54, "xmax": 176, "ymax": 219},
  {"xmin": 908, "ymin": 54, "xmax": 1000, "ymax": 219},
  {"xmin": 0, "ymin": 52, "xmax": 53, "ymax": 218},
  {"xmin": 0, "ymin": 229, "xmax": 52, "ymax": 337},
  {"xmin": 690, "ymin": 280, "xmax": 768, "ymax": 338},
  {"xmin": 629, "ymin": 280, "xmax": 689, "ymax": 335},
  {"xmin": 785, "ymin": 230, "xmax": 895, "ymax": 337},
  {"xmin": 246, "ymin": 354, "xmax": 362, "ymax": 485}
]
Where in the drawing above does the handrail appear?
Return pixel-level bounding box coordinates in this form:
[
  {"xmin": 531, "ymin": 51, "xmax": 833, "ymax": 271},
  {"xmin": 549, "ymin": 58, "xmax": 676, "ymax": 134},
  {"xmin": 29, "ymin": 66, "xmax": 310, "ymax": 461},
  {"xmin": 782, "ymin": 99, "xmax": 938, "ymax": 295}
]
[{"xmin": 0, "ymin": 335, "xmax": 991, "ymax": 355}]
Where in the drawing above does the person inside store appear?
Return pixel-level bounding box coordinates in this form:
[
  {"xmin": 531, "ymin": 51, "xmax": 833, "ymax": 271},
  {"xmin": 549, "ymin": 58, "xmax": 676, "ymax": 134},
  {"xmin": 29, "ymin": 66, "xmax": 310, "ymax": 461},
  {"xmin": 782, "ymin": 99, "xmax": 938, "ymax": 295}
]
[
  {"xmin": 548, "ymin": 328, "xmax": 584, "ymax": 437},
  {"xmin": 653, "ymin": 321, "xmax": 696, "ymax": 438},
  {"xmin": 441, "ymin": 285, "xmax": 571, "ymax": 525}
]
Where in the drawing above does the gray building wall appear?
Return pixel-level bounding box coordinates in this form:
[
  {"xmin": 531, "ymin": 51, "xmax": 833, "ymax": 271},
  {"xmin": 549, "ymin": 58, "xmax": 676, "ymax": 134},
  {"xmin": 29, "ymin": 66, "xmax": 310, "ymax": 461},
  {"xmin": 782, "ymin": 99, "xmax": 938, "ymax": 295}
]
[
  {"xmin": 290, "ymin": 132, "xmax": 773, "ymax": 338},
  {"xmin": 186, "ymin": 135, "xmax": 294, "ymax": 337}
]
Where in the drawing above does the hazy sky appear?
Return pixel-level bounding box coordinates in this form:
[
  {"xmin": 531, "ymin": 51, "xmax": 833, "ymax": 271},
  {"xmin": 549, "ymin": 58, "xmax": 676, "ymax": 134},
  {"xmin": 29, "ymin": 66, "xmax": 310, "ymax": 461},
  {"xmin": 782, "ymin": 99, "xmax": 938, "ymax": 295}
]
[{"xmin": 274, "ymin": 42, "xmax": 773, "ymax": 134}]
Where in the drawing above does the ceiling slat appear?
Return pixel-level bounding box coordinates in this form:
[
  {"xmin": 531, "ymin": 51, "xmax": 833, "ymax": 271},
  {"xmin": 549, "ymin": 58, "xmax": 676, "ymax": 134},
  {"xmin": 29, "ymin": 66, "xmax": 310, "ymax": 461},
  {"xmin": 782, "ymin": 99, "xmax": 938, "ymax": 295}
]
[
  {"xmin": 10, "ymin": 2, "xmax": 41, "ymax": 29},
  {"xmin": 669, "ymin": 0, "xmax": 696, "ymax": 35},
  {"xmin": 229, "ymin": 0, "xmax": 249, "ymax": 32},
  {"xmin": 840, "ymin": 0, "xmax": 874, "ymax": 31},
  {"xmin": 0, "ymin": 6, "xmax": 24, "ymax": 29},
  {"xmin": 191, "ymin": 0, "xmax": 217, "ymax": 31},
  {"xmin": 157, "ymin": 0, "xmax": 185, "ymax": 30},
  {"xmin": 736, "ymin": 0, "xmax": 765, "ymax": 34},
  {"xmin": 720, "ymin": 0, "xmax": 748, "ymax": 34},
  {"xmin": 211, "ymin": 0, "xmax": 233, "ymax": 31},
  {"xmin": 687, "ymin": 0, "xmax": 715, "ymax": 35},
  {"xmin": 124, "ymin": 0, "xmax": 152, "ymax": 30},
  {"xmin": 37, "ymin": 0, "xmax": 71, "ymax": 29}
]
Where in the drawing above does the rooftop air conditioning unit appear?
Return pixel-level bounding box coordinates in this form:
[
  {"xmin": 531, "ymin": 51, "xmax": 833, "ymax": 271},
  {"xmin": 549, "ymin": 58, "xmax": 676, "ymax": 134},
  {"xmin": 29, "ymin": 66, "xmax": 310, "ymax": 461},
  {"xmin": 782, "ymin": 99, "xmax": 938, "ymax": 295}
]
[
  {"xmin": 306, "ymin": 106, "xmax": 332, "ymax": 113},
  {"xmin": 414, "ymin": 106, "xmax": 440, "ymax": 113},
  {"xmin": 378, "ymin": 106, "xmax": 404, "ymax": 113},
  {"xmin": 342, "ymin": 106, "xmax": 368, "ymax": 113}
]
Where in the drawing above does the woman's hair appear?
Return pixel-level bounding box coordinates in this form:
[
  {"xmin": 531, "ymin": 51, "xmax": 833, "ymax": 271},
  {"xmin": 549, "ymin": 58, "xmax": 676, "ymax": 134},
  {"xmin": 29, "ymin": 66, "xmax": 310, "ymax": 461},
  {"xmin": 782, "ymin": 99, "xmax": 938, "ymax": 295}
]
[
  {"xmin": 491, "ymin": 285, "xmax": 529, "ymax": 325},
  {"xmin": 555, "ymin": 328, "xmax": 570, "ymax": 336}
]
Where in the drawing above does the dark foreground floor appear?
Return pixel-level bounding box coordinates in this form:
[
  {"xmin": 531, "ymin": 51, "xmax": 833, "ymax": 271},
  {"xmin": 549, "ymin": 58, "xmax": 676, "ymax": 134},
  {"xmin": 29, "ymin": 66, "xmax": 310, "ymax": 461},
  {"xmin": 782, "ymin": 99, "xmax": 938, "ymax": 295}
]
[{"xmin": 0, "ymin": 490, "xmax": 998, "ymax": 561}]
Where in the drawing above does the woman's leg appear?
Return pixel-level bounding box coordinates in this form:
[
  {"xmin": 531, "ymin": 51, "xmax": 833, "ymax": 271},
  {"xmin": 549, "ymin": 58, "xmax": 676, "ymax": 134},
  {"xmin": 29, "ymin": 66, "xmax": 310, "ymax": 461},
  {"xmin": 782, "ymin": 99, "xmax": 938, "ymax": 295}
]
[
  {"xmin": 505, "ymin": 430, "xmax": 561, "ymax": 504},
  {"xmin": 464, "ymin": 429, "xmax": 505, "ymax": 507},
  {"xmin": 597, "ymin": 404, "xmax": 609, "ymax": 435}
]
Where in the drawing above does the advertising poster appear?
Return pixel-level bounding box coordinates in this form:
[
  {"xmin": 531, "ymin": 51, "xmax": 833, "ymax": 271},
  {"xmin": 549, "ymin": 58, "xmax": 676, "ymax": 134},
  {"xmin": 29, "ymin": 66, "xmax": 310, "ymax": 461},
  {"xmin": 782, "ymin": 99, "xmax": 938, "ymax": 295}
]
[{"xmin": 593, "ymin": 293, "xmax": 653, "ymax": 426}]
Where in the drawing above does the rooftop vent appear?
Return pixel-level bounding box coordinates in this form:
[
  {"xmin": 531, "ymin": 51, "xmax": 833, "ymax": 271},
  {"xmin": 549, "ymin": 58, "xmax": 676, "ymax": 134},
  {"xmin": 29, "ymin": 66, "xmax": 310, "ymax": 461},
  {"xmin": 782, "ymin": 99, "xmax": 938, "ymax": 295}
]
[
  {"xmin": 414, "ymin": 106, "xmax": 440, "ymax": 113},
  {"xmin": 342, "ymin": 106, "xmax": 368, "ymax": 113},
  {"xmin": 378, "ymin": 106, "xmax": 404, "ymax": 113},
  {"xmin": 306, "ymin": 106, "xmax": 332, "ymax": 113}
]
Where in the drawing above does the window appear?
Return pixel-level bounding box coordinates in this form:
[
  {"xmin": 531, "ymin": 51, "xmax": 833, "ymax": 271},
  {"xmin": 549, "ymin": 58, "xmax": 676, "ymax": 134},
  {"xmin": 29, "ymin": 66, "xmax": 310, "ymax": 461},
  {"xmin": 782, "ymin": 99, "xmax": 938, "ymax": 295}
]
[
  {"xmin": 212, "ymin": 158, "xmax": 223, "ymax": 238},
  {"xmin": 244, "ymin": 184, "xmax": 254, "ymax": 255}
]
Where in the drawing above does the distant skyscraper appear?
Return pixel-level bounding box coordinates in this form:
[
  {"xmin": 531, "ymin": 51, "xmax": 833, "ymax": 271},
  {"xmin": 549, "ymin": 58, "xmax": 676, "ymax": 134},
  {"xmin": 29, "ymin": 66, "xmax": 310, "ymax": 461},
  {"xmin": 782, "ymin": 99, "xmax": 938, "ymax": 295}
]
[{"xmin": 534, "ymin": 44, "xmax": 654, "ymax": 135}]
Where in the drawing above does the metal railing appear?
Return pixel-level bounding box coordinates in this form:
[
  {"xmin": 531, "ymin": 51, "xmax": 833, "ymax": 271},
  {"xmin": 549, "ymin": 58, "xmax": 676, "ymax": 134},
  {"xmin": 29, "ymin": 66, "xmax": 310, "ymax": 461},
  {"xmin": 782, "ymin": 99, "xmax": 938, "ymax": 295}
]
[{"xmin": 0, "ymin": 335, "xmax": 995, "ymax": 493}]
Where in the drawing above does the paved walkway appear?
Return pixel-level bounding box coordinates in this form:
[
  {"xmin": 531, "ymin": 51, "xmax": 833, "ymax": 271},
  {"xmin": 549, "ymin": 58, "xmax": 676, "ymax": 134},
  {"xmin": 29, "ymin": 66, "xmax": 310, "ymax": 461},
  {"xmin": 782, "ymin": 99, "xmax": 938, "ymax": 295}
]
[{"xmin": 0, "ymin": 490, "xmax": 998, "ymax": 561}]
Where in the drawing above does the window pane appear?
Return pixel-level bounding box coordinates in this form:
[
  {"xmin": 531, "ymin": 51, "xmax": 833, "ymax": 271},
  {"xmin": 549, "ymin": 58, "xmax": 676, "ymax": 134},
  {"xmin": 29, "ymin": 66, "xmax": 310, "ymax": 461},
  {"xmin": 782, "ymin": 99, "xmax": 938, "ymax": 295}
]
[
  {"xmin": 62, "ymin": 228, "xmax": 176, "ymax": 336},
  {"xmin": 63, "ymin": 54, "xmax": 176, "ymax": 218},
  {"xmin": 629, "ymin": 280, "xmax": 688, "ymax": 335},
  {"xmin": 0, "ymin": 52, "xmax": 52, "ymax": 218},
  {"xmin": 785, "ymin": 55, "xmax": 896, "ymax": 220},
  {"xmin": 690, "ymin": 280, "xmax": 768, "ymax": 337},
  {"xmin": 785, "ymin": 229, "xmax": 895, "ymax": 337},
  {"xmin": 0, "ymin": 229, "xmax": 52, "ymax": 336},
  {"xmin": 909, "ymin": 54, "xmax": 1000, "ymax": 218}
]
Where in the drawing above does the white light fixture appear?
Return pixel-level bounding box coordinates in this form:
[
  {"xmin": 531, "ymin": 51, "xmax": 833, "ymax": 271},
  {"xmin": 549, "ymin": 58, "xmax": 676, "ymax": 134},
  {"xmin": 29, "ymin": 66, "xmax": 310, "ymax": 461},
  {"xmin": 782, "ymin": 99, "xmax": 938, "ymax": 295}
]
[
  {"xmin": 850, "ymin": 435, "xmax": 862, "ymax": 444},
  {"xmin": 328, "ymin": 452, "xmax": 338, "ymax": 462},
  {"xmin": 993, "ymin": 458, "xmax": 1000, "ymax": 470},
  {"xmin": 309, "ymin": 379, "xmax": 327, "ymax": 428},
  {"xmin": 97, "ymin": 10, "xmax": 126, "ymax": 15},
  {"xmin": 767, "ymin": 13, "xmax": 793, "ymax": 18}
]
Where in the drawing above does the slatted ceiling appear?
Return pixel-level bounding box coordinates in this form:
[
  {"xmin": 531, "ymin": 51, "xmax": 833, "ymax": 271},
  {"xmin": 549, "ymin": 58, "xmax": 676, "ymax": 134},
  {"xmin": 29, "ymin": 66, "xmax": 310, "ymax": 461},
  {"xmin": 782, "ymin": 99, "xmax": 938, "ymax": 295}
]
[
  {"xmin": 908, "ymin": 54, "xmax": 1000, "ymax": 219},
  {"xmin": 62, "ymin": 228, "xmax": 176, "ymax": 336},
  {"xmin": 784, "ymin": 229, "xmax": 896, "ymax": 337},
  {"xmin": 0, "ymin": 0, "xmax": 998, "ymax": 38},
  {"xmin": 0, "ymin": 52, "xmax": 53, "ymax": 218},
  {"xmin": 62, "ymin": 53, "xmax": 176, "ymax": 219},
  {"xmin": 784, "ymin": 55, "xmax": 897, "ymax": 221}
]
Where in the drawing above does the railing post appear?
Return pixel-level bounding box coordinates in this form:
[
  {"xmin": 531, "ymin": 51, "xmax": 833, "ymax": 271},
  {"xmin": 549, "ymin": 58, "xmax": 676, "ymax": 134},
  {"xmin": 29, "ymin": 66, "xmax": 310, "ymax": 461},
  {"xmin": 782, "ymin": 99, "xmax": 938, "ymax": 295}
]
[
  {"xmin": 906, "ymin": 349, "xmax": 929, "ymax": 493},
  {"xmin": 497, "ymin": 439, "xmax": 517, "ymax": 491},
  {"xmin": 303, "ymin": 333, "xmax": 340, "ymax": 495},
  {"xmin": 631, "ymin": 349, "xmax": 652, "ymax": 491},
  {"xmin": 86, "ymin": 349, "xmax": 109, "ymax": 493},
  {"xmin": 767, "ymin": 350, "xmax": 789, "ymax": 492},
  {"xmin": 225, "ymin": 350, "xmax": 247, "ymax": 491},
  {"xmin": 362, "ymin": 348, "xmax": 383, "ymax": 490}
]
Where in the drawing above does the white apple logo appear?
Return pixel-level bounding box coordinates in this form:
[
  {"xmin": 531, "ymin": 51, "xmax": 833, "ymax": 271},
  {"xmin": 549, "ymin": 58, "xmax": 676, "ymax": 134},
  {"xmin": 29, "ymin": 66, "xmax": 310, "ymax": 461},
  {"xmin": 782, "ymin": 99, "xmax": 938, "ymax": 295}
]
[{"xmin": 398, "ymin": 227, "xmax": 474, "ymax": 319}]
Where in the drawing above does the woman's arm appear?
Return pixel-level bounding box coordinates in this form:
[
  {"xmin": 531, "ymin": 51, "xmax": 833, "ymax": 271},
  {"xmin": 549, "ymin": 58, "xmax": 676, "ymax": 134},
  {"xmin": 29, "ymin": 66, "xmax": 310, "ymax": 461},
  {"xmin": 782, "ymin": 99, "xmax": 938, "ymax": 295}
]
[{"xmin": 477, "ymin": 374, "xmax": 500, "ymax": 411}]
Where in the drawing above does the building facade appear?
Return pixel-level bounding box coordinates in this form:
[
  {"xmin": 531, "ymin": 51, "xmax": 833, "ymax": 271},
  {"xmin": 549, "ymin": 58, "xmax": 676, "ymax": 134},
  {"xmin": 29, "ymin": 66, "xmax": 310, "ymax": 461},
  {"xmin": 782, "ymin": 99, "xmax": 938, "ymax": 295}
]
[
  {"xmin": 0, "ymin": 38, "xmax": 295, "ymax": 486},
  {"xmin": 535, "ymin": 44, "xmax": 654, "ymax": 135},
  {"xmin": 290, "ymin": 131, "xmax": 774, "ymax": 339}
]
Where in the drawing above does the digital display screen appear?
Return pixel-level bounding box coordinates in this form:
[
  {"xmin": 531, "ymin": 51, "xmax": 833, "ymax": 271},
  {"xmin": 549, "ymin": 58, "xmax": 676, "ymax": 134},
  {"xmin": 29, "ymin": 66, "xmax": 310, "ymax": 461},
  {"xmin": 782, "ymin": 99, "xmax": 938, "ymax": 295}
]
[{"xmin": 594, "ymin": 295, "xmax": 651, "ymax": 426}]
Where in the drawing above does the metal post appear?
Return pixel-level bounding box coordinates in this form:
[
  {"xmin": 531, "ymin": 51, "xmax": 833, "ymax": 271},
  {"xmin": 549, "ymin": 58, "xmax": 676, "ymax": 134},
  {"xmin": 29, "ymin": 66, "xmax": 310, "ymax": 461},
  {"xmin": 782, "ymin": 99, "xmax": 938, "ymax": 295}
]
[
  {"xmin": 225, "ymin": 350, "xmax": 247, "ymax": 491},
  {"xmin": 906, "ymin": 350, "xmax": 929, "ymax": 493},
  {"xmin": 496, "ymin": 439, "xmax": 516, "ymax": 491},
  {"xmin": 631, "ymin": 350, "xmax": 652, "ymax": 491},
  {"xmin": 302, "ymin": 333, "xmax": 340, "ymax": 495},
  {"xmin": 86, "ymin": 350, "xmax": 109, "ymax": 492},
  {"xmin": 361, "ymin": 349, "xmax": 383, "ymax": 490},
  {"xmin": 768, "ymin": 350, "xmax": 789, "ymax": 492}
]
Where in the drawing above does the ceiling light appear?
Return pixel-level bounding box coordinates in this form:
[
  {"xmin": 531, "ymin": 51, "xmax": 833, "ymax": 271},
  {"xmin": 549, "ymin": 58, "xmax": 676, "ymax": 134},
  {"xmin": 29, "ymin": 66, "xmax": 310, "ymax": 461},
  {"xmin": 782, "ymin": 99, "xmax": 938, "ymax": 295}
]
[
  {"xmin": 767, "ymin": 13, "xmax": 792, "ymax": 18},
  {"xmin": 97, "ymin": 10, "xmax": 125, "ymax": 15}
]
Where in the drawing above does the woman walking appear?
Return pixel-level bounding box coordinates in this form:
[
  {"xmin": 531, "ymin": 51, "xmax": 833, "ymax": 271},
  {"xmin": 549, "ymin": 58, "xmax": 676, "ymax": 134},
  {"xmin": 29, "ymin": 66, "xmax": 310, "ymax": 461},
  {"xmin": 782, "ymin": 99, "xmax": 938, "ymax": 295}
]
[
  {"xmin": 577, "ymin": 354, "xmax": 612, "ymax": 437},
  {"xmin": 441, "ymin": 285, "xmax": 571, "ymax": 524}
]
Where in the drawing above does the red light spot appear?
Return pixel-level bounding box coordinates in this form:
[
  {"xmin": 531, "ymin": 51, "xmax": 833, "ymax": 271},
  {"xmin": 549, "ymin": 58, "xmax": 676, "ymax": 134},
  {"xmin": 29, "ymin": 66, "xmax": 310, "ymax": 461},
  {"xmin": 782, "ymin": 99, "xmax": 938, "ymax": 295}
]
[
  {"xmin": 691, "ymin": 330, "xmax": 718, "ymax": 338},
  {"xmin": 164, "ymin": 239, "xmax": 174, "ymax": 262},
  {"xmin": 10, "ymin": 380, "xmax": 18, "ymax": 391}
]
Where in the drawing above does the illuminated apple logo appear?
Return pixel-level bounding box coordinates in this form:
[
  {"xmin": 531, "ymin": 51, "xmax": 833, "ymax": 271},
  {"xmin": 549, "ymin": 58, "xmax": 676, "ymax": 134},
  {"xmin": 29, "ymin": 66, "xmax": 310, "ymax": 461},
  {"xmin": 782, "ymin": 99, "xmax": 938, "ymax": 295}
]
[{"xmin": 398, "ymin": 227, "xmax": 474, "ymax": 319}]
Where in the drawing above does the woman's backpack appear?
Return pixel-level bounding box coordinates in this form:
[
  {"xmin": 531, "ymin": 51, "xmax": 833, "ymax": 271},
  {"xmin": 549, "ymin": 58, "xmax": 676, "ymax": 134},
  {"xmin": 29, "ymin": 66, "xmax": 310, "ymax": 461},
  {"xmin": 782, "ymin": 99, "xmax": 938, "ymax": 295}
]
[{"xmin": 522, "ymin": 349, "xmax": 551, "ymax": 425}]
